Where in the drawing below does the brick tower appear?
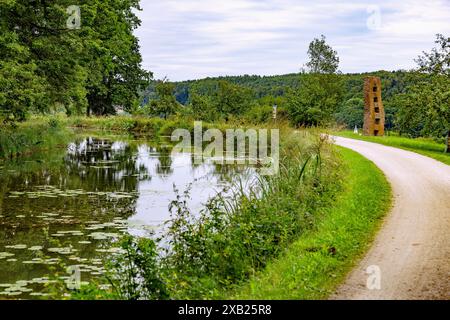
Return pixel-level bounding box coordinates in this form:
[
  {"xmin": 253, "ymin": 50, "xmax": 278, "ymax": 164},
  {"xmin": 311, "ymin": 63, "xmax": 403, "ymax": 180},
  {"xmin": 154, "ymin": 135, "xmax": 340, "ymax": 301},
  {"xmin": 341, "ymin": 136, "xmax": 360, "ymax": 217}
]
[{"xmin": 363, "ymin": 77, "xmax": 385, "ymax": 136}]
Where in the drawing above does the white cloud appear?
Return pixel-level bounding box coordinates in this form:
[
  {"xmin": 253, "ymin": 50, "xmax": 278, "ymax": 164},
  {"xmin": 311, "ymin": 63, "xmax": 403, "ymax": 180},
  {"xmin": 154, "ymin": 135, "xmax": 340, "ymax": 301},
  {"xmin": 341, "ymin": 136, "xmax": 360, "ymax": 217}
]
[{"xmin": 135, "ymin": 0, "xmax": 450, "ymax": 80}]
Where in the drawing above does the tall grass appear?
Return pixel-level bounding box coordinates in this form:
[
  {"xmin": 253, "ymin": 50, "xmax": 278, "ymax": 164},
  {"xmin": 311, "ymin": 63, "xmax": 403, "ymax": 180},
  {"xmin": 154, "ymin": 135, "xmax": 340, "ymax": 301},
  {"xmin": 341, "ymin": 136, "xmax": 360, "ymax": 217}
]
[
  {"xmin": 229, "ymin": 147, "xmax": 392, "ymax": 299},
  {"xmin": 0, "ymin": 117, "xmax": 72, "ymax": 159},
  {"xmin": 65, "ymin": 115, "xmax": 282, "ymax": 138},
  {"xmin": 67, "ymin": 115, "xmax": 201, "ymax": 137}
]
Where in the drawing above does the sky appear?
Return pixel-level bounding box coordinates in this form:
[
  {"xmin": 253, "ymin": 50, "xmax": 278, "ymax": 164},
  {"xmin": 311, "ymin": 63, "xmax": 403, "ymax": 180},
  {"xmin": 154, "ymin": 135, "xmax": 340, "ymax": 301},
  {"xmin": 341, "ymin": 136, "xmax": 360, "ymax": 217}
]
[{"xmin": 134, "ymin": 0, "xmax": 450, "ymax": 81}]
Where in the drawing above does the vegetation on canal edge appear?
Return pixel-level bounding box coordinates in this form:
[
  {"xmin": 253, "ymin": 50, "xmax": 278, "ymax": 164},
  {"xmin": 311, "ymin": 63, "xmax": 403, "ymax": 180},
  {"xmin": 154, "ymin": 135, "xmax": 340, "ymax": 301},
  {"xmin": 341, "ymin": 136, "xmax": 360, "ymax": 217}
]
[
  {"xmin": 227, "ymin": 147, "xmax": 391, "ymax": 299},
  {"xmin": 0, "ymin": 117, "xmax": 393, "ymax": 300},
  {"xmin": 68, "ymin": 131, "xmax": 392, "ymax": 300},
  {"xmin": 335, "ymin": 131, "xmax": 450, "ymax": 166},
  {"xmin": 0, "ymin": 118, "xmax": 73, "ymax": 159},
  {"xmin": 69, "ymin": 129, "xmax": 340, "ymax": 299},
  {"xmin": 0, "ymin": 115, "xmax": 214, "ymax": 160}
]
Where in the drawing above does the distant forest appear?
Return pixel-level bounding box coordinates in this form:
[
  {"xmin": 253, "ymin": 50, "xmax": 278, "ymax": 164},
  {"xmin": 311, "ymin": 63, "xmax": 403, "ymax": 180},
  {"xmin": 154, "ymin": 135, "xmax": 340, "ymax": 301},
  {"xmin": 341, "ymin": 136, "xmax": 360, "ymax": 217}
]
[{"xmin": 140, "ymin": 70, "xmax": 434, "ymax": 134}]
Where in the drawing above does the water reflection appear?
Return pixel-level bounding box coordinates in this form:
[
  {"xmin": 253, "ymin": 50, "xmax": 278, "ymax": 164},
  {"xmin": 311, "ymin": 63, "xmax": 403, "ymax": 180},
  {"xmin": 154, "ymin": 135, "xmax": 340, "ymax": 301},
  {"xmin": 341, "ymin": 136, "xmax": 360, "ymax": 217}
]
[{"xmin": 0, "ymin": 135, "xmax": 255, "ymax": 298}]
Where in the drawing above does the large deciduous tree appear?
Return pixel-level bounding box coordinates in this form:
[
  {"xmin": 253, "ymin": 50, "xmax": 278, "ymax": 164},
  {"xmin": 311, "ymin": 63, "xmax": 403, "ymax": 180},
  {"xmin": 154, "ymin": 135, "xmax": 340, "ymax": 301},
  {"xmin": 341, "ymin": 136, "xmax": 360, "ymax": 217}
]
[
  {"xmin": 81, "ymin": 0, "xmax": 151, "ymax": 116},
  {"xmin": 148, "ymin": 81, "xmax": 180, "ymax": 119},
  {"xmin": 396, "ymin": 34, "xmax": 450, "ymax": 152},
  {"xmin": 0, "ymin": 0, "xmax": 150, "ymax": 121},
  {"xmin": 305, "ymin": 35, "xmax": 340, "ymax": 74},
  {"xmin": 0, "ymin": 0, "xmax": 88, "ymax": 121},
  {"xmin": 287, "ymin": 35, "xmax": 343, "ymax": 127}
]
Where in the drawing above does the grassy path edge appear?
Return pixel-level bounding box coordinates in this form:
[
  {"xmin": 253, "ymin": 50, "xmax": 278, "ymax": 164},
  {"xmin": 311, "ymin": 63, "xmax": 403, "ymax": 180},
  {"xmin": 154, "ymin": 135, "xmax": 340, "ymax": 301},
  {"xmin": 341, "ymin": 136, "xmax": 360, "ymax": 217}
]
[
  {"xmin": 334, "ymin": 131, "xmax": 450, "ymax": 166},
  {"xmin": 227, "ymin": 146, "xmax": 392, "ymax": 300}
]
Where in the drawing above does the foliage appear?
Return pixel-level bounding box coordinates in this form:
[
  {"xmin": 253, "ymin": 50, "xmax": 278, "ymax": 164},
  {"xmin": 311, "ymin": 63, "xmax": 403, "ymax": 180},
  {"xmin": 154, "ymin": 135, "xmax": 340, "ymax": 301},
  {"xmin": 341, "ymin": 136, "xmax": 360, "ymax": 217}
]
[
  {"xmin": 105, "ymin": 236, "xmax": 169, "ymax": 300},
  {"xmin": 214, "ymin": 80, "xmax": 256, "ymax": 118},
  {"xmin": 305, "ymin": 35, "xmax": 340, "ymax": 74},
  {"xmin": 189, "ymin": 92, "xmax": 217, "ymax": 122},
  {"xmin": 81, "ymin": 0, "xmax": 151, "ymax": 116},
  {"xmin": 0, "ymin": 0, "xmax": 87, "ymax": 121},
  {"xmin": 416, "ymin": 34, "xmax": 450, "ymax": 76},
  {"xmin": 335, "ymin": 98, "xmax": 364, "ymax": 129},
  {"xmin": 395, "ymin": 34, "xmax": 450, "ymax": 151},
  {"xmin": 230, "ymin": 147, "xmax": 391, "ymax": 299},
  {"xmin": 286, "ymin": 73, "xmax": 344, "ymax": 127},
  {"xmin": 0, "ymin": 117, "xmax": 72, "ymax": 158},
  {"xmin": 140, "ymin": 67, "xmax": 445, "ymax": 135},
  {"xmin": 279, "ymin": 36, "xmax": 344, "ymax": 127},
  {"xmin": 184, "ymin": 80, "xmax": 257, "ymax": 121},
  {"xmin": 142, "ymin": 81, "xmax": 181, "ymax": 119},
  {"xmin": 243, "ymin": 104, "xmax": 276, "ymax": 124},
  {"xmin": 0, "ymin": 0, "xmax": 150, "ymax": 121},
  {"xmin": 394, "ymin": 75, "xmax": 449, "ymax": 139}
]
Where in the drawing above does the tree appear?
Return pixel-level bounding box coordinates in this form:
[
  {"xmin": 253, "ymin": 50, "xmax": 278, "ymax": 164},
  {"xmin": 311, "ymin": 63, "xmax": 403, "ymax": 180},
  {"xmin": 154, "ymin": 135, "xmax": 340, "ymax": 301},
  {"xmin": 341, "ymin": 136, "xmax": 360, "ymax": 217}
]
[
  {"xmin": 397, "ymin": 34, "xmax": 450, "ymax": 152},
  {"xmin": 0, "ymin": 0, "xmax": 150, "ymax": 121},
  {"xmin": 287, "ymin": 73, "xmax": 343, "ymax": 126},
  {"xmin": 416, "ymin": 34, "xmax": 450, "ymax": 77},
  {"xmin": 147, "ymin": 81, "xmax": 180, "ymax": 119},
  {"xmin": 214, "ymin": 81, "xmax": 255, "ymax": 118},
  {"xmin": 417, "ymin": 34, "xmax": 450, "ymax": 152},
  {"xmin": 0, "ymin": 0, "xmax": 88, "ymax": 121},
  {"xmin": 189, "ymin": 93, "xmax": 216, "ymax": 121},
  {"xmin": 185, "ymin": 80, "xmax": 255, "ymax": 121},
  {"xmin": 81, "ymin": 0, "xmax": 151, "ymax": 116},
  {"xmin": 395, "ymin": 75, "xmax": 449, "ymax": 140},
  {"xmin": 287, "ymin": 36, "xmax": 343, "ymax": 127},
  {"xmin": 305, "ymin": 35, "xmax": 340, "ymax": 74},
  {"xmin": 335, "ymin": 98, "xmax": 364, "ymax": 129}
]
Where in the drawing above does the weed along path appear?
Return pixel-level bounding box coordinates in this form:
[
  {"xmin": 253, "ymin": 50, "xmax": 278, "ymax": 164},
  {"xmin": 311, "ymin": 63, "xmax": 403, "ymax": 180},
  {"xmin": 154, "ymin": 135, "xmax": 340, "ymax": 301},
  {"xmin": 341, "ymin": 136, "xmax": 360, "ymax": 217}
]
[{"xmin": 332, "ymin": 136, "xmax": 450, "ymax": 300}]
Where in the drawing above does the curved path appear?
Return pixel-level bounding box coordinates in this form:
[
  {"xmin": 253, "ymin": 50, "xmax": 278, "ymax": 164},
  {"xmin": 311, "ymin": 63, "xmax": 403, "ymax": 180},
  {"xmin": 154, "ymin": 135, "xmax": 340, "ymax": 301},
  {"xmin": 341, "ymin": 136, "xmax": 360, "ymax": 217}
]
[{"xmin": 331, "ymin": 136, "xmax": 450, "ymax": 300}]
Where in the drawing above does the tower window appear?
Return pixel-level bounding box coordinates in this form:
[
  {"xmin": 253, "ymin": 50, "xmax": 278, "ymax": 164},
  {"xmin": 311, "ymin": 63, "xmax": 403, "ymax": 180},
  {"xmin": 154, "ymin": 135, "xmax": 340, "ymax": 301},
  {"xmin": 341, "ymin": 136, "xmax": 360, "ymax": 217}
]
[{"xmin": 374, "ymin": 97, "xmax": 378, "ymax": 103}]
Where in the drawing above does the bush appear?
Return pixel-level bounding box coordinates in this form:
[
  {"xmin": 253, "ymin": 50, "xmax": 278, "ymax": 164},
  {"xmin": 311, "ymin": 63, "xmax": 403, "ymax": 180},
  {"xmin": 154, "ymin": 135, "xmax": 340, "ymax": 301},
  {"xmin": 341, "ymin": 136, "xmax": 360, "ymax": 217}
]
[
  {"xmin": 106, "ymin": 236, "xmax": 169, "ymax": 300},
  {"xmin": 244, "ymin": 105, "xmax": 274, "ymax": 123}
]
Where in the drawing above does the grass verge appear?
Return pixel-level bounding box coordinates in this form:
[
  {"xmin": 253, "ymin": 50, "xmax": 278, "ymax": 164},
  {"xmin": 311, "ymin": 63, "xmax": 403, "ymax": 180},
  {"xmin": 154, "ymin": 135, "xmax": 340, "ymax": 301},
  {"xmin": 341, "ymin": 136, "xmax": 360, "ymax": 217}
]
[
  {"xmin": 227, "ymin": 146, "xmax": 391, "ymax": 299},
  {"xmin": 0, "ymin": 118, "xmax": 73, "ymax": 159},
  {"xmin": 335, "ymin": 131, "xmax": 450, "ymax": 166}
]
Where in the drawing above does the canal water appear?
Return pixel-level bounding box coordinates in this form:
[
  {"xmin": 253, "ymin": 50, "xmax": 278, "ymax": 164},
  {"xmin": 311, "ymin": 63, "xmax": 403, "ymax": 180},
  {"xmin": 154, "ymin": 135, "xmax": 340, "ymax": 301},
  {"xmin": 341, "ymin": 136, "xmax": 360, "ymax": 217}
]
[{"xmin": 0, "ymin": 132, "xmax": 258, "ymax": 298}]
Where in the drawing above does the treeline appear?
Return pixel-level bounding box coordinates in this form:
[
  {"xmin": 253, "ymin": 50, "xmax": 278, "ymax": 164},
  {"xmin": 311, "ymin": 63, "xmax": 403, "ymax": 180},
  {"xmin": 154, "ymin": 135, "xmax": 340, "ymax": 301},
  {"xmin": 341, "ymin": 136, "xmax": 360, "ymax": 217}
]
[
  {"xmin": 140, "ymin": 35, "xmax": 449, "ymax": 146},
  {"xmin": 0, "ymin": 0, "xmax": 150, "ymax": 122},
  {"xmin": 141, "ymin": 70, "xmax": 445, "ymax": 136}
]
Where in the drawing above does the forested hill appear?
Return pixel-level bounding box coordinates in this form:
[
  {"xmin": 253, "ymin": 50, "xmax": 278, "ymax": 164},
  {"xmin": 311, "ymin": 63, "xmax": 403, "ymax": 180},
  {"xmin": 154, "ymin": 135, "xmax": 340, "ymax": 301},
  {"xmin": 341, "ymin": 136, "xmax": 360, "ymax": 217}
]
[{"xmin": 141, "ymin": 70, "xmax": 417, "ymax": 106}]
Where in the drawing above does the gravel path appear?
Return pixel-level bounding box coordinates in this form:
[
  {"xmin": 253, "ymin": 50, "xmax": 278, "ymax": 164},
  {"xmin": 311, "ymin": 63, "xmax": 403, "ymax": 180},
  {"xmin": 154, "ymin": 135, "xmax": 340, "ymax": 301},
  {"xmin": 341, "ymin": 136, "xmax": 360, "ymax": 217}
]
[{"xmin": 332, "ymin": 136, "xmax": 450, "ymax": 300}]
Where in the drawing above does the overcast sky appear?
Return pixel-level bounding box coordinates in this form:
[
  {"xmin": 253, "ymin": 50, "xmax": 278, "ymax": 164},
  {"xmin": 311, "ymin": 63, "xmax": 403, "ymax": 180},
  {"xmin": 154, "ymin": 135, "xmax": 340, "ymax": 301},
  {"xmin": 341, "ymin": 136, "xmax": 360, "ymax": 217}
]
[{"xmin": 134, "ymin": 0, "xmax": 450, "ymax": 81}]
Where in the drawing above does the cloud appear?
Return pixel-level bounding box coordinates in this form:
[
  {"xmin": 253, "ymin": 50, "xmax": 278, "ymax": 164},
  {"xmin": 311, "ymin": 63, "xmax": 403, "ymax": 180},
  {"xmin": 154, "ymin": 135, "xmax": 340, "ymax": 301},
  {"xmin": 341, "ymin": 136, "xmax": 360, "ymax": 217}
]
[{"xmin": 134, "ymin": 0, "xmax": 450, "ymax": 81}]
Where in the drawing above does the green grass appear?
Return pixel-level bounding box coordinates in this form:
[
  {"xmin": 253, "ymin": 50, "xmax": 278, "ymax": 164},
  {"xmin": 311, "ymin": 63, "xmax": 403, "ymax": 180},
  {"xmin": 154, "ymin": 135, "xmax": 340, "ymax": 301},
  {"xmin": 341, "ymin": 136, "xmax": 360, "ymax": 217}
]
[
  {"xmin": 227, "ymin": 146, "xmax": 391, "ymax": 300},
  {"xmin": 335, "ymin": 131, "xmax": 450, "ymax": 166},
  {"xmin": 0, "ymin": 117, "xmax": 73, "ymax": 159}
]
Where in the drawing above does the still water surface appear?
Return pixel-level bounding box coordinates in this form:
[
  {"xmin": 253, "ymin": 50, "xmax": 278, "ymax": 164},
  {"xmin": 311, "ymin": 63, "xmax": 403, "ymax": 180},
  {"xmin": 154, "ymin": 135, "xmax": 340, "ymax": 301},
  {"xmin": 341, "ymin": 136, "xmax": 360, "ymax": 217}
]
[{"xmin": 0, "ymin": 133, "xmax": 256, "ymax": 298}]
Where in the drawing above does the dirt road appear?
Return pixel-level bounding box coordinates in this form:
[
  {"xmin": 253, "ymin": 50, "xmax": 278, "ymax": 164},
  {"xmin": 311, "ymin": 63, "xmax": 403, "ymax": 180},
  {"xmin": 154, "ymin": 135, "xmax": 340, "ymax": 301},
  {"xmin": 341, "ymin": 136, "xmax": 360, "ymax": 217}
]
[{"xmin": 332, "ymin": 136, "xmax": 450, "ymax": 300}]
